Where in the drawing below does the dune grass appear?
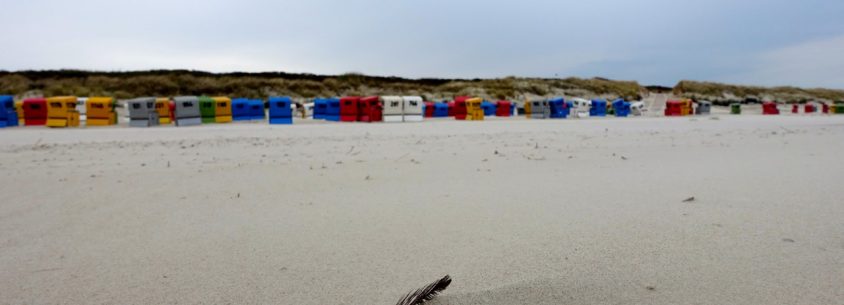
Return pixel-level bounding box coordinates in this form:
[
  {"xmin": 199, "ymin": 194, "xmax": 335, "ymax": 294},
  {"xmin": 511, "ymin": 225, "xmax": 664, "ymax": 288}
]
[
  {"xmin": 0, "ymin": 70, "xmax": 643, "ymax": 101},
  {"xmin": 675, "ymin": 80, "xmax": 844, "ymax": 103},
  {"xmin": 3, "ymin": 71, "xmax": 840, "ymax": 103}
]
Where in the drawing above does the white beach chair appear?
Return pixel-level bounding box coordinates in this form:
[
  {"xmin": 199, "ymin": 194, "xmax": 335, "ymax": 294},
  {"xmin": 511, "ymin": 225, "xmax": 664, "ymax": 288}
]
[{"xmin": 570, "ymin": 98, "xmax": 592, "ymax": 118}]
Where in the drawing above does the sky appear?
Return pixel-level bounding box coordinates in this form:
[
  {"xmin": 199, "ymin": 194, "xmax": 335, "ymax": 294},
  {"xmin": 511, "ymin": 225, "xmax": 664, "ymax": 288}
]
[{"xmin": 1, "ymin": 0, "xmax": 843, "ymax": 88}]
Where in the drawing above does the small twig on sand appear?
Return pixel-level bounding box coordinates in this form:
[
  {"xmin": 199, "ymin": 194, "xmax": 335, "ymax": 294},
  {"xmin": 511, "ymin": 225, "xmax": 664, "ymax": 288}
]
[
  {"xmin": 682, "ymin": 196, "xmax": 695, "ymax": 202},
  {"xmin": 522, "ymin": 154, "xmax": 546, "ymax": 161}
]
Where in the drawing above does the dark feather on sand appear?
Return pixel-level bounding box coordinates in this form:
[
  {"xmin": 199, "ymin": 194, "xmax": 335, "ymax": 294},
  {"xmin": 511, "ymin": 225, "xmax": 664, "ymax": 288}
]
[{"xmin": 395, "ymin": 275, "xmax": 452, "ymax": 305}]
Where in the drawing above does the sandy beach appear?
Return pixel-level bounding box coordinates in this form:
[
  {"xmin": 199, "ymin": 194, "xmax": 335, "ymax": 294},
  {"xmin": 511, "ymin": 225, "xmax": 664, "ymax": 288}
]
[{"xmin": 1, "ymin": 115, "xmax": 843, "ymax": 305}]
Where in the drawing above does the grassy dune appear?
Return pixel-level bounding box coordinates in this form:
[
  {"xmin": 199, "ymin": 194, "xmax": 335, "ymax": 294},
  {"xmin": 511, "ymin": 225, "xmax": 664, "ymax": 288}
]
[
  {"xmin": 0, "ymin": 70, "xmax": 642, "ymax": 101},
  {"xmin": 2, "ymin": 70, "xmax": 841, "ymax": 103},
  {"xmin": 674, "ymin": 80, "xmax": 844, "ymax": 103}
]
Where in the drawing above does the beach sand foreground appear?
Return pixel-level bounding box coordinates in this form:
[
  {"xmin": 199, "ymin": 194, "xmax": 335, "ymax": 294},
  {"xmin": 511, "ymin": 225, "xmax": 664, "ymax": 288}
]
[{"xmin": 1, "ymin": 116, "xmax": 842, "ymax": 305}]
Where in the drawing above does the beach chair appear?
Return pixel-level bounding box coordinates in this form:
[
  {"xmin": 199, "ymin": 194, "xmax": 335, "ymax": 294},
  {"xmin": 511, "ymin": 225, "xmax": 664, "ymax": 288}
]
[
  {"xmin": 356, "ymin": 96, "xmax": 374, "ymax": 122},
  {"xmin": 173, "ymin": 96, "xmax": 202, "ymax": 126},
  {"xmin": 0, "ymin": 95, "xmax": 18, "ymax": 128},
  {"xmin": 248, "ymin": 99, "xmax": 265, "ymax": 120},
  {"xmin": 168, "ymin": 100, "xmax": 176, "ymax": 122},
  {"xmin": 452, "ymin": 96, "xmax": 470, "ymax": 120},
  {"xmin": 465, "ymin": 97, "xmax": 484, "ymax": 121},
  {"xmin": 481, "ymin": 101, "xmax": 496, "ymax": 116},
  {"xmin": 630, "ymin": 101, "xmax": 646, "ymax": 116},
  {"xmin": 590, "ymin": 99, "xmax": 607, "ymax": 117},
  {"xmin": 358, "ymin": 96, "xmax": 383, "ymax": 122},
  {"xmin": 15, "ymin": 101, "xmax": 24, "ymax": 125},
  {"xmin": 665, "ymin": 100, "xmax": 684, "ymax": 116},
  {"xmin": 496, "ymin": 100, "xmax": 512, "ymax": 117},
  {"xmin": 548, "ymin": 97, "xmax": 569, "ymax": 119},
  {"xmin": 339, "ymin": 96, "xmax": 360, "ymax": 122},
  {"xmin": 45, "ymin": 96, "xmax": 80, "ymax": 128},
  {"xmin": 612, "ymin": 99, "xmax": 631, "ymax": 117},
  {"xmin": 695, "ymin": 101, "xmax": 711, "ymax": 115},
  {"xmin": 86, "ymin": 97, "xmax": 117, "ymax": 126},
  {"xmin": 324, "ymin": 98, "xmax": 340, "ymax": 121},
  {"xmin": 569, "ymin": 98, "xmax": 591, "ymax": 118},
  {"xmin": 528, "ymin": 100, "xmax": 549, "ymax": 119},
  {"xmin": 523, "ymin": 99, "xmax": 531, "ymax": 118},
  {"xmin": 22, "ymin": 98, "xmax": 48, "ymax": 126},
  {"xmin": 127, "ymin": 97, "xmax": 159, "ymax": 127},
  {"xmin": 381, "ymin": 96, "xmax": 404, "ymax": 122},
  {"xmin": 434, "ymin": 102, "xmax": 449, "ymax": 117},
  {"xmin": 155, "ymin": 98, "xmax": 173, "ymax": 124},
  {"xmin": 212, "ymin": 97, "xmax": 232, "ymax": 123},
  {"xmin": 268, "ymin": 96, "xmax": 293, "ymax": 124},
  {"xmin": 313, "ymin": 99, "xmax": 327, "ymax": 120},
  {"xmin": 424, "ymin": 101, "xmax": 435, "ymax": 118},
  {"xmin": 232, "ymin": 98, "xmax": 251, "ymax": 121},
  {"xmin": 762, "ymin": 102, "xmax": 779, "ymax": 115},
  {"xmin": 680, "ymin": 99, "xmax": 693, "ymax": 115},
  {"xmin": 402, "ymin": 96, "xmax": 424, "ymax": 122},
  {"xmin": 197, "ymin": 96, "xmax": 216, "ymax": 123}
]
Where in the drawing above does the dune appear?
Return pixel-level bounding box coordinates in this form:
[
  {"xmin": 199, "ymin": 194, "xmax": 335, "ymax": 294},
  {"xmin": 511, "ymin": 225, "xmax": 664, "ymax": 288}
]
[{"xmin": 0, "ymin": 115, "xmax": 842, "ymax": 305}]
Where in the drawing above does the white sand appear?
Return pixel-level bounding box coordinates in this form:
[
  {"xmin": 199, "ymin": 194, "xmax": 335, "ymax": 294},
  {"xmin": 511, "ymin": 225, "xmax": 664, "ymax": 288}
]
[{"xmin": 1, "ymin": 115, "xmax": 843, "ymax": 305}]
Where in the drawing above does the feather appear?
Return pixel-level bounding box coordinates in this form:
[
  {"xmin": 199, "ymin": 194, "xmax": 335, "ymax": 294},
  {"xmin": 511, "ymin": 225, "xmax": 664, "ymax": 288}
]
[{"xmin": 395, "ymin": 275, "xmax": 452, "ymax": 305}]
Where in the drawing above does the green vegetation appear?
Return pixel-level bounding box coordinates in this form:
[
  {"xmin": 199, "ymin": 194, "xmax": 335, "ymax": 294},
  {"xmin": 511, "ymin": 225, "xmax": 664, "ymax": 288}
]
[
  {"xmin": 675, "ymin": 80, "xmax": 844, "ymax": 103},
  {"xmin": 3, "ymin": 70, "xmax": 839, "ymax": 103},
  {"xmin": 0, "ymin": 70, "xmax": 643, "ymax": 101}
]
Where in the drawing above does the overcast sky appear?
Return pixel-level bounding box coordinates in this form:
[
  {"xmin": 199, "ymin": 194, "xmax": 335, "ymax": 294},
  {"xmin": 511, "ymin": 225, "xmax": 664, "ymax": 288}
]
[{"xmin": 1, "ymin": 0, "xmax": 843, "ymax": 88}]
